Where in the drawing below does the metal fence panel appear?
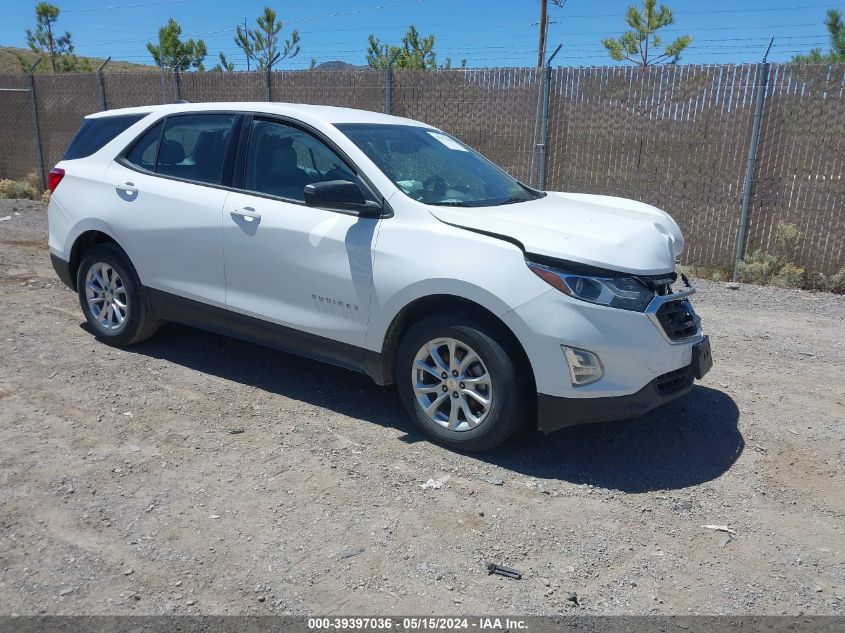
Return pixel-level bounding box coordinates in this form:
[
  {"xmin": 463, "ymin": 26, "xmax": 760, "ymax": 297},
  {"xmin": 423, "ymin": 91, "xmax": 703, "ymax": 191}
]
[
  {"xmin": 392, "ymin": 68, "xmax": 541, "ymax": 183},
  {"xmin": 270, "ymin": 69, "xmax": 385, "ymax": 112},
  {"xmin": 177, "ymin": 70, "xmax": 264, "ymax": 103},
  {"xmin": 546, "ymin": 64, "xmax": 759, "ymax": 270},
  {"xmin": 748, "ymin": 63, "xmax": 845, "ymax": 276},
  {"xmin": 0, "ymin": 75, "xmax": 37, "ymax": 182},
  {"xmin": 103, "ymin": 71, "xmax": 168, "ymax": 109},
  {"xmin": 33, "ymin": 73, "xmax": 102, "ymax": 179}
]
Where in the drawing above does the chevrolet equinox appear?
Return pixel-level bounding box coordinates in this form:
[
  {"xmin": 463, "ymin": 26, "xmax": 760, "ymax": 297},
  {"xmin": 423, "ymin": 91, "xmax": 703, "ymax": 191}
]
[{"xmin": 48, "ymin": 102, "xmax": 712, "ymax": 451}]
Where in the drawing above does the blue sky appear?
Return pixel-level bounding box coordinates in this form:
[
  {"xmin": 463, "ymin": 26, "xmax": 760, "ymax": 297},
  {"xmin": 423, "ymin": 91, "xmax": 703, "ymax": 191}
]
[{"xmin": 1, "ymin": 0, "xmax": 843, "ymax": 69}]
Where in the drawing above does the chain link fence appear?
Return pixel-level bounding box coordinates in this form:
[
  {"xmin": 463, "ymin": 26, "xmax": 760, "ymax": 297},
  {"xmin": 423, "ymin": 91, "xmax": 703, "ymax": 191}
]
[{"xmin": 0, "ymin": 64, "xmax": 842, "ymax": 278}]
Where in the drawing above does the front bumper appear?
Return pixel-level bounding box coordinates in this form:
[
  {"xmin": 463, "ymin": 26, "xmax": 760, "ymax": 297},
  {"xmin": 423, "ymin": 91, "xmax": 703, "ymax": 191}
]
[
  {"xmin": 537, "ymin": 361, "xmax": 696, "ymax": 432},
  {"xmin": 502, "ymin": 287, "xmax": 705, "ymax": 398}
]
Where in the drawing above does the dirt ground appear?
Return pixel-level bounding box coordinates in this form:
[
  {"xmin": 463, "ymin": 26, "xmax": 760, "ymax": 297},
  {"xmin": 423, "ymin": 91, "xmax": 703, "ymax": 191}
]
[{"xmin": 0, "ymin": 199, "xmax": 843, "ymax": 616}]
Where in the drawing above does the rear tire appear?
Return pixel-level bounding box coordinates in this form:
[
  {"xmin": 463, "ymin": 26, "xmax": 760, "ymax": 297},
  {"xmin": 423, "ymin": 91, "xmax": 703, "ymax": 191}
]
[
  {"xmin": 396, "ymin": 314, "xmax": 531, "ymax": 451},
  {"xmin": 77, "ymin": 243, "xmax": 158, "ymax": 346}
]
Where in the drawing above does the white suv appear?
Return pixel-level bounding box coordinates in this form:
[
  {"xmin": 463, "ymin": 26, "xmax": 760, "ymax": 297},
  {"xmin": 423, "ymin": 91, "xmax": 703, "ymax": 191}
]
[{"xmin": 47, "ymin": 102, "xmax": 712, "ymax": 451}]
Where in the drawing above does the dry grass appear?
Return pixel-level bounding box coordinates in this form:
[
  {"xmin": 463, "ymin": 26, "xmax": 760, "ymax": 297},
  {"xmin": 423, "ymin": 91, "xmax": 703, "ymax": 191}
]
[
  {"xmin": 0, "ymin": 47, "xmax": 156, "ymax": 74},
  {"xmin": 0, "ymin": 172, "xmax": 41, "ymax": 200}
]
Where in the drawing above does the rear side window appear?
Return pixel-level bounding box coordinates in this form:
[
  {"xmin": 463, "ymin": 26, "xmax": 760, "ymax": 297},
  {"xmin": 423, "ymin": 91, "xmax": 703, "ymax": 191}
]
[
  {"xmin": 64, "ymin": 114, "xmax": 145, "ymax": 160},
  {"xmin": 124, "ymin": 114, "xmax": 236, "ymax": 185},
  {"xmin": 125, "ymin": 121, "xmax": 163, "ymax": 171},
  {"xmin": 160, "ymin": 114, "xmax": 236, "ymax": 185}
]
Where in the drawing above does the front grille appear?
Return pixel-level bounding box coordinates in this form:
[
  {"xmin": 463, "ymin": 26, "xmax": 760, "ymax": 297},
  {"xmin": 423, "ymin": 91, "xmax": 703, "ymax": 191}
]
[
  {"xmin": 655, "ymin": 299, "xmax": 698, "ymax": 340},
  {"xmin": 655, "ymin": 366, "xmax": 692, "ymax": 395}
]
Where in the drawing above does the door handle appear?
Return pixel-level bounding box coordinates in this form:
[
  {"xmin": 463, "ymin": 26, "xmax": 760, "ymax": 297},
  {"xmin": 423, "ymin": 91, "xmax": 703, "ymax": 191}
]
[
  {"xmin": 115, "ymin": 182, "xmax": 137, "ymax": 195},
  {"xmin": 230, "ymin": 207, "xmax": 261, "ymax": 221}
]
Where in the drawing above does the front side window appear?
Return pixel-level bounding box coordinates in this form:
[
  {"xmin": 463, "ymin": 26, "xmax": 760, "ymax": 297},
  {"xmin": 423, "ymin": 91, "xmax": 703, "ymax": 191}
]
[
  {"xmin": 244, "ymin": 118, "xmax": 356, "ymax": 202},
  {"xmin": 124, "ymin": 114, "xmax": 236, "ymax": 186},
  {"xmin": 336, "ymin": 123, "xmax": 541, "ymax": 207}
]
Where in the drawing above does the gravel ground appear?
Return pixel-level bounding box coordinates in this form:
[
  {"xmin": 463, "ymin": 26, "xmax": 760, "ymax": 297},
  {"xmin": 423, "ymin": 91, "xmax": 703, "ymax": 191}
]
[{"xmin": 0, "ymin": 199, "xmax": 843, "ymax": 616}]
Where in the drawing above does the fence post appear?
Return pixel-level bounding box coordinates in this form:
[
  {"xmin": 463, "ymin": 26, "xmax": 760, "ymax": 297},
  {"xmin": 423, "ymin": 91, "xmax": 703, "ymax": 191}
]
[
  {"xmin": 733, "ymin": 41, "xmax": 773, "ymax": 280},
  {"xmin": 97, "ymin": 56, "xmax": 111, "ymax": 111},
  {"xmin": 384, "ymin": 65, "xmax": 393, "ymax": 115},
  {"xmin": 26, "ymin": 59, "xmax": 46, "ymax": 190},
  {"xmin": 383, "ymin": 52, "xmax": 400, "ymax": 116},
  {"xmin": 160, "ymin": 60, "xmax": 167, "ymax": 104},
  {"xmin": 264, "ymin": 67, "xmax": 271, "ymax": 101},
  {"xmin": 538, "ymin": 44, "xmax": 561, "ymax": 191}
]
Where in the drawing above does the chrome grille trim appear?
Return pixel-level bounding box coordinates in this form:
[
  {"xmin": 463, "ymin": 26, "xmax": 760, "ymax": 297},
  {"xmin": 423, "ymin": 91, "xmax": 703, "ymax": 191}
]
[{"xmin": 645, "ymin": 285, "xmax": 702, "ymax": 344}]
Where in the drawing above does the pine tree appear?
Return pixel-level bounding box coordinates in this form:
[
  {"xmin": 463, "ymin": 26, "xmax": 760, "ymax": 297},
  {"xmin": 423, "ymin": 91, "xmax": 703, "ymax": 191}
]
[{"xmin": 602, "ymin": 0, "xmax": 692, "ymax": 67}]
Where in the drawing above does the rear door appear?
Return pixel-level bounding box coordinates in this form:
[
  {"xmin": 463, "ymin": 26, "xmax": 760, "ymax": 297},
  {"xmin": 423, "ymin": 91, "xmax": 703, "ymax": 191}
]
[
  {"xmin": 221, "ymin": 116, "xmax": 381, "ymax": 354},
  {"xmin": 103, "ymin": 112, "xmax": 239, "ymax": 306}
]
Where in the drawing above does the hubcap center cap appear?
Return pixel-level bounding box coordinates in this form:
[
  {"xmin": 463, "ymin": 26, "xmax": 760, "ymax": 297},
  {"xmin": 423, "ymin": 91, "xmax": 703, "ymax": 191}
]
[{"xmin": 446, "ymin": 377, "xmax": 458, "ymax": 391}]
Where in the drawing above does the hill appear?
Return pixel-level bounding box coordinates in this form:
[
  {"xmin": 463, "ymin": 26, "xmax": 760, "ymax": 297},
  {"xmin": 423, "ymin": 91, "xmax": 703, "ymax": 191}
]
[
  {"xmin": 0, "ymin": 47, "xmax": 156, "ymax": 74},
  {"xmin": 313, "ymin": 60, "xmax": 363, "ymax": 70}
]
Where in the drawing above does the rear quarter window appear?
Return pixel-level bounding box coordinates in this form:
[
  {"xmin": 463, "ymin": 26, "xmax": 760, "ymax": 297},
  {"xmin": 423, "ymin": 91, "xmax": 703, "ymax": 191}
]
[{"xmin": 64, "ymin": 114, "xmax": 146, "ymax": 160}]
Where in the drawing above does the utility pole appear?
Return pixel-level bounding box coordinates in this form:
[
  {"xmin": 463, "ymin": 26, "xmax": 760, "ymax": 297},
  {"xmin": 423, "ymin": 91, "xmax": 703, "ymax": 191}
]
[{"xmin": 537, "ymin": 0, "xmax": 548, "ymax": 68}]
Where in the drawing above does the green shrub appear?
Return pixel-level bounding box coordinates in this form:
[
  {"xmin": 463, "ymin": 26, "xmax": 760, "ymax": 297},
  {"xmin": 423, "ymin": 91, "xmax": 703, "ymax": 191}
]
[
  {"xmin": 736, "ymin": 222, "xmax": 814, "ymax": 289},
  {"xmin": 23, "ymin": 171, "xmax": 42, "ymax": 192},
  {"xmin": 827, "ymin": 267, "xmax": 845, "ymax": 293},
  {"xmin": 0, "ymin": 178, "xmax": 40, "ymax": 200},
  {"xmin": 773, "ymin": 221, "xmax": 801, "ymax": 259},
  {"xmin": 772, "ymin": 263, "xmax": 805, "ymax": 289},
  {"xmin": 676, "ymin": 265, "xmax": 731, "ymax": 283},
  {"xmin": 736, "ymin": 249, "xmax": 780, "ymax": 285}
]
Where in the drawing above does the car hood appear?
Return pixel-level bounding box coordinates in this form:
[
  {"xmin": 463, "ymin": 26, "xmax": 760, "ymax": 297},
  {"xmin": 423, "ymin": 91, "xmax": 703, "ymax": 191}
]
[{"xmin": 428, "ymin": 191, "xmax": 684, "ymax": 275}]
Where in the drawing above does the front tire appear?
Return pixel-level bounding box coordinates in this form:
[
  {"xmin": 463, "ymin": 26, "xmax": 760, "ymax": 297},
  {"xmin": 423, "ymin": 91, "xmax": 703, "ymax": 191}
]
[
  {"xmin": 396, "ymin": 314, "xmax": 531, "ymax": 451},
  {"xmin": 77, "ymin": 243, "xmax": 158, "ymax": 346}
]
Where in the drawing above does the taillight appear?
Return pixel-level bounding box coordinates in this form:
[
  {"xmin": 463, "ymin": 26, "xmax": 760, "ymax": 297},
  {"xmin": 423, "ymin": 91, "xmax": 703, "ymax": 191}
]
[{"xmin": 47, "ymin": 167, "xmax": 65, "ymax": 193}]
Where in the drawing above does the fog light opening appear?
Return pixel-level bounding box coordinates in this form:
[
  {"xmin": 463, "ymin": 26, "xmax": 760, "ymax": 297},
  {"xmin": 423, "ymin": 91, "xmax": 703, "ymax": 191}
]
[{"xmin": 562, "ymin": 345, "xmax": 604, "ymax": 386}]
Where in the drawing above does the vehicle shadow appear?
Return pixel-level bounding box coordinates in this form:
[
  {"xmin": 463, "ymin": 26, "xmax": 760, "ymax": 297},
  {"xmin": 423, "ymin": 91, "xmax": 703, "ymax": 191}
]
[
  {"xmin": 103, "ymin": 322, "xmax": 743, "ymax": 493},
  {"xmin": 102, "ymin": 320, "xmax": 408, "ymax": 424},
  {"xmin": 489, "ymin": 385, "xmax": 743, "ymax": 493}
]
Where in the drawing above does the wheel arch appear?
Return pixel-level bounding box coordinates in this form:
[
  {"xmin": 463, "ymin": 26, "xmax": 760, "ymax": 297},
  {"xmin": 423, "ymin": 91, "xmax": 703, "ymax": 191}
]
[
  {"xmin": 68, "ymin": 229, "xmax": 128, "ymax": 291},
  {"xmin": 366, "ymin": 294, "xmax": 537, "ymax": 396}
]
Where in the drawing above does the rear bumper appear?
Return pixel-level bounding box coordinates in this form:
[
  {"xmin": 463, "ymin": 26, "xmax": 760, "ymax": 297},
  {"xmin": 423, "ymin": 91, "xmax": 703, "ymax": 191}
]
[
  {"xmin": 537, "ymin": 364, "xmax": 695, "ymax": 432},
  {"xmin": 50, "ymin": 253, "xmax": 74, "ymax": 290}
]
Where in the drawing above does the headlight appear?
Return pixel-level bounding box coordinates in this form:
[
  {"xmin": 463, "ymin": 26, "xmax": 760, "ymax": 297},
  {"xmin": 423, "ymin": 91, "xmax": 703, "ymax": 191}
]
[{"xmin": 527, "ymin": 261, "xmax": 654, "ymax": 311}]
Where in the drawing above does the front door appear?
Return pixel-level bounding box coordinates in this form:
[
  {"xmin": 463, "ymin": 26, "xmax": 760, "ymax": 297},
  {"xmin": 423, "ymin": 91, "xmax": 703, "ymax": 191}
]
[{"xmin": 222, "ymin": 117, "xmax": 380, "ymax": 357}]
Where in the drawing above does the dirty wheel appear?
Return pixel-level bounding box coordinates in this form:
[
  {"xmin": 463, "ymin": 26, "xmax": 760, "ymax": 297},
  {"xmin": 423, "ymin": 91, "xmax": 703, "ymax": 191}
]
[
  {"xmin": 77, "ymin": 243, "xmax": 158, "ymax": 346},
  {"xmin": 397, "ymin": 314, "xmax": 530, "ymax": 451}
]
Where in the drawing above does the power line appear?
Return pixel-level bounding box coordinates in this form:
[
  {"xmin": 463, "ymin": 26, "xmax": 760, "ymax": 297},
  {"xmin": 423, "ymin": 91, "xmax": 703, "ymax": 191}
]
[
  {"xmin": 547, "ymin": 3, "xmax": 840, "ymax": 19},
  {"xmin": 70, "ymin": 5, "xmax": 833, "ymax": 51},
  {"xmin": 73, "ymin": 0, "xmax": 433, "ymax": 50},
  {"xmin": 282, "ymin": 0, "xmax": 428, "ymax": 23},
  {"xmin": 66, "ymin": 0, "xmax": 192, "ymax": 12}
]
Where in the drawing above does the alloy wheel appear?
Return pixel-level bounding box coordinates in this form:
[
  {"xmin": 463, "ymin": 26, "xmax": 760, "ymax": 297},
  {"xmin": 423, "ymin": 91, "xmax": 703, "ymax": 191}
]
[
  {"xmin": 412, "ymin": 337, "xmax": 493, "ymax": 431},
  {"xmin": 84, "ymin": 262, "xmax": 128, "ymax": 332}
]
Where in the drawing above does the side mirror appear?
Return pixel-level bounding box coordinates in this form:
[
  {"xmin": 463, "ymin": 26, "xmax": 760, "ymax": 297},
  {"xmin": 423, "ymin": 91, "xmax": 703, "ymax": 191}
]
[{"xmin": 303, "ymin": 180, "xmax": 382, "ymax": 216}]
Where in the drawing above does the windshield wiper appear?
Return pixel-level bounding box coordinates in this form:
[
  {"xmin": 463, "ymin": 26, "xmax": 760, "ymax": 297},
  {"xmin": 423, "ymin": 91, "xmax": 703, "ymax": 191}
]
[
  {"xmin": 495, "ymin": 196, "xmax": 532, "ymax": 206},
  {"xmin": 429, "ymin": 200, "xmax": 471, "ymax": 207}
]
